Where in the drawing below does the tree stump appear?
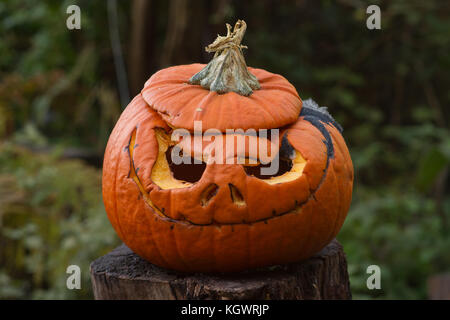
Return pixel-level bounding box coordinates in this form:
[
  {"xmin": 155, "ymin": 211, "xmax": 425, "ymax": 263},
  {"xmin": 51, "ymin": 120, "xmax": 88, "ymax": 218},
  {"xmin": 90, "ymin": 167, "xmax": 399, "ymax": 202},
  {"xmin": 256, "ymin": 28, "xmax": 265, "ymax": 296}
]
[{"xmin": 90, "ymin": 239, "xmax": 351, "ymax": 300}]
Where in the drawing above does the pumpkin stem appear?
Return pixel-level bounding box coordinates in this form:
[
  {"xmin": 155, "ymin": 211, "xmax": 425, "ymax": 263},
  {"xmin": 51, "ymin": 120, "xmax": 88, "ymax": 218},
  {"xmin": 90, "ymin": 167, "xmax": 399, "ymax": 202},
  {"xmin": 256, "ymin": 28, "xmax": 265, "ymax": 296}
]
[{"xmin": 188, "ymin": 20, "xmax": 260, "ymax": 96}]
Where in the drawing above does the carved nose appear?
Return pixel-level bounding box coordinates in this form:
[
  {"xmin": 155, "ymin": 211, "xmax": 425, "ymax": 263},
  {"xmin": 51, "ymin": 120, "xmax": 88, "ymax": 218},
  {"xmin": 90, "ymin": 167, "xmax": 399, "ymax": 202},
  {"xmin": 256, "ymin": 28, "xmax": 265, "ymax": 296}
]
[
  {"xmin": 200, "ymin": 184, "xmax": 219, "ymax": 207},
  {"xmin": 228, "ymin": 184, "xmax": 246, "ymax": 207}
]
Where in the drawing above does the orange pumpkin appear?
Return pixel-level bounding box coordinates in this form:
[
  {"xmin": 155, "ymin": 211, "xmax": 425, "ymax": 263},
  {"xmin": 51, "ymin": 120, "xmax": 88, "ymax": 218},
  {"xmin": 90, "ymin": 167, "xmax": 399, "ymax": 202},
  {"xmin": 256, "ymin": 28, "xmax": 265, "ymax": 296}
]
[{"xmin": 102, "ymin": 20, "xmax": 353, "ymax": 272}]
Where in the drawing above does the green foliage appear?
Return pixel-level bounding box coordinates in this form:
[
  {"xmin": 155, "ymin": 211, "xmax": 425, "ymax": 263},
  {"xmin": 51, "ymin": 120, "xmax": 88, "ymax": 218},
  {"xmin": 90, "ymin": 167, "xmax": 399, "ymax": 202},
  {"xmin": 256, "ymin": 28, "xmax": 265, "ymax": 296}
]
[
  {"xmin": 340, "ymin": 186, "xmax": 450, "ymax": 299},
  {"xmin": 417, "ymin": 146, "xmax": 450, "ymax": 191},
  {"xmin": 0, "ymin": 0, "xmax": 449, "ymax": 299},
  {"xmin": 0, "ymin": 142, "xmax": 119, "ymax": 299},
  {"xmin": 0, "ymin": 0, "xmax": 125, "ymax": 299},
  {"xmin": 0, "ymin": 0, "xmax": 122, "ymax": 151}
]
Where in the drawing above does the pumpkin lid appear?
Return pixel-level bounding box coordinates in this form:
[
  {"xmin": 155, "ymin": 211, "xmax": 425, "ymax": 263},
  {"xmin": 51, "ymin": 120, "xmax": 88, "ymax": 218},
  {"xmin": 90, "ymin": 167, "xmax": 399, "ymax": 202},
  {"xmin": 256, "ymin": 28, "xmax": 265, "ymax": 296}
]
[{"xmin": 141, "ymin": 20, "xmax": 302, "ymax": 132}]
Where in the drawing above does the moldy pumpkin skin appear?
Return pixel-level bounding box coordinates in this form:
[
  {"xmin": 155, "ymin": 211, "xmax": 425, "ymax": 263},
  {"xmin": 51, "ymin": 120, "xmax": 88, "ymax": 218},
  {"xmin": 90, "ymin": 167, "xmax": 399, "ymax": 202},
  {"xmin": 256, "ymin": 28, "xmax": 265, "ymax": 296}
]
[{"xmin": 102, "ymin": 88, "xmax": 354, "ymax": 272}]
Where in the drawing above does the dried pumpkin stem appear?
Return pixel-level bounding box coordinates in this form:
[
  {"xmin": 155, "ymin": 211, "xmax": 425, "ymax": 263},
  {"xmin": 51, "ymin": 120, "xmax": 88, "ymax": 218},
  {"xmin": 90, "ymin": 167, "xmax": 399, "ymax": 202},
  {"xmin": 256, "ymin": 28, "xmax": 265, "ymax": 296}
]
[{"xmin": 188, "ymin": 20, "xmax": 260, "ymax": 96}]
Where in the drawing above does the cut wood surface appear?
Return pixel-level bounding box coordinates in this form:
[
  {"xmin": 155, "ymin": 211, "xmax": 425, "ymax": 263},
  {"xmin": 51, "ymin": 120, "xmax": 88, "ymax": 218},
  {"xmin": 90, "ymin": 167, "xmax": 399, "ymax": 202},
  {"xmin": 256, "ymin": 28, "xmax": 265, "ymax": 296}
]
[{"xmin": 90, "ymin": 239, "xmax": 351, "ymax": 300}]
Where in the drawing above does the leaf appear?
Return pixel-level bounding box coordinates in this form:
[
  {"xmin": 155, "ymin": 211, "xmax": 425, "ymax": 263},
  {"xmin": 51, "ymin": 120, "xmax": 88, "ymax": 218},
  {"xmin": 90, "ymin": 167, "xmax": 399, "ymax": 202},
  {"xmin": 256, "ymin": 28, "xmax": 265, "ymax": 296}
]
[{"xmin": 416, "ymin": 147, "xmax": 449, "ymax": 191}]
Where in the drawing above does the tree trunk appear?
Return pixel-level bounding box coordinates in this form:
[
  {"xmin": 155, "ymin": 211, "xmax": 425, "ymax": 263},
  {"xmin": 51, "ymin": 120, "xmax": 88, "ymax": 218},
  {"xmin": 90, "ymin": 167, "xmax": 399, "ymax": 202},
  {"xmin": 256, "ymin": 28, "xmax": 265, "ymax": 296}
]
[
  {"xmin": 90, "ymin": 239, "xmax": 351, "ymax": 300},
  {"xmin": 129, "ymin": 0, "xmax": 152, "ymax": 96},
  {"xmin": 428, "ymin": 273, "xmax": 450, "ymax": 300}
]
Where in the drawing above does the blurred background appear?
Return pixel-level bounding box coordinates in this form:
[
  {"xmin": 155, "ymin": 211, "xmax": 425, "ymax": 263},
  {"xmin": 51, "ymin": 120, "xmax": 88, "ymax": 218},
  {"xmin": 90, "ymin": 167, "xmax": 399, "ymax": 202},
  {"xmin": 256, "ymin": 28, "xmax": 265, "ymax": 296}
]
[{"xmin": 0, "ymin": 0, "xmax": 449, "ymax": 299}]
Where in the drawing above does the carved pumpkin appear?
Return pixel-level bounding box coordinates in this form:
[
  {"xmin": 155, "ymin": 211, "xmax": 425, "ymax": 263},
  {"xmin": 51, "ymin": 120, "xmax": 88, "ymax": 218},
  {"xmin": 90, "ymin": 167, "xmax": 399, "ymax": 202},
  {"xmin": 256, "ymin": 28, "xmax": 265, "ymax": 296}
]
[{"xmin": 102, "ymin": 21, "xmax": 353, "ymax": 272}]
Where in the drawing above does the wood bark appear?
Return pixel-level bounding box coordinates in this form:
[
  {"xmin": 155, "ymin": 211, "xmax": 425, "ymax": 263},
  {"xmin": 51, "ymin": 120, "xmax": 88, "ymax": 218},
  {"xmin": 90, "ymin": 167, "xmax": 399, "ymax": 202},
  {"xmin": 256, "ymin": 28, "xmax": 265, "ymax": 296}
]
[{"xmin": 90, "ymin": 239, "xmax": 351, "ymax": 300}]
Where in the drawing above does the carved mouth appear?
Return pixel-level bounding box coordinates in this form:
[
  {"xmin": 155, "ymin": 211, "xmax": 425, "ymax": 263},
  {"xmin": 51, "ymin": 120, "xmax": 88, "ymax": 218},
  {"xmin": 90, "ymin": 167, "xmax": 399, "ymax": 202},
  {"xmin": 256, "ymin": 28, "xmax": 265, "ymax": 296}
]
[{"xmin": 127, "ymin": 125, "xmax": 330, "ymax": 227}]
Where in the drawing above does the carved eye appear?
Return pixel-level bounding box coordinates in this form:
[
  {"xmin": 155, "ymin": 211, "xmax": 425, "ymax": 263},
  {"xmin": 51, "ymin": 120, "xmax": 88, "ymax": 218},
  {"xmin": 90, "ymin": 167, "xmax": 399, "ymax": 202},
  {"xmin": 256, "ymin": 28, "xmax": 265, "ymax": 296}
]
[
  {"xmin": 151, "ymin": 129, "xmax": 205, "ymax": 190},
  {"xmin": 243, "ymin": 157, "xmax": 293, "ymax": 179},
  {"xmin": 243, "ymin": 136, "xmax": 307, "ymax": 185},
  {"xmin": 166, "ymin": 146, "xmax": 206, "ymax": 183}
]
